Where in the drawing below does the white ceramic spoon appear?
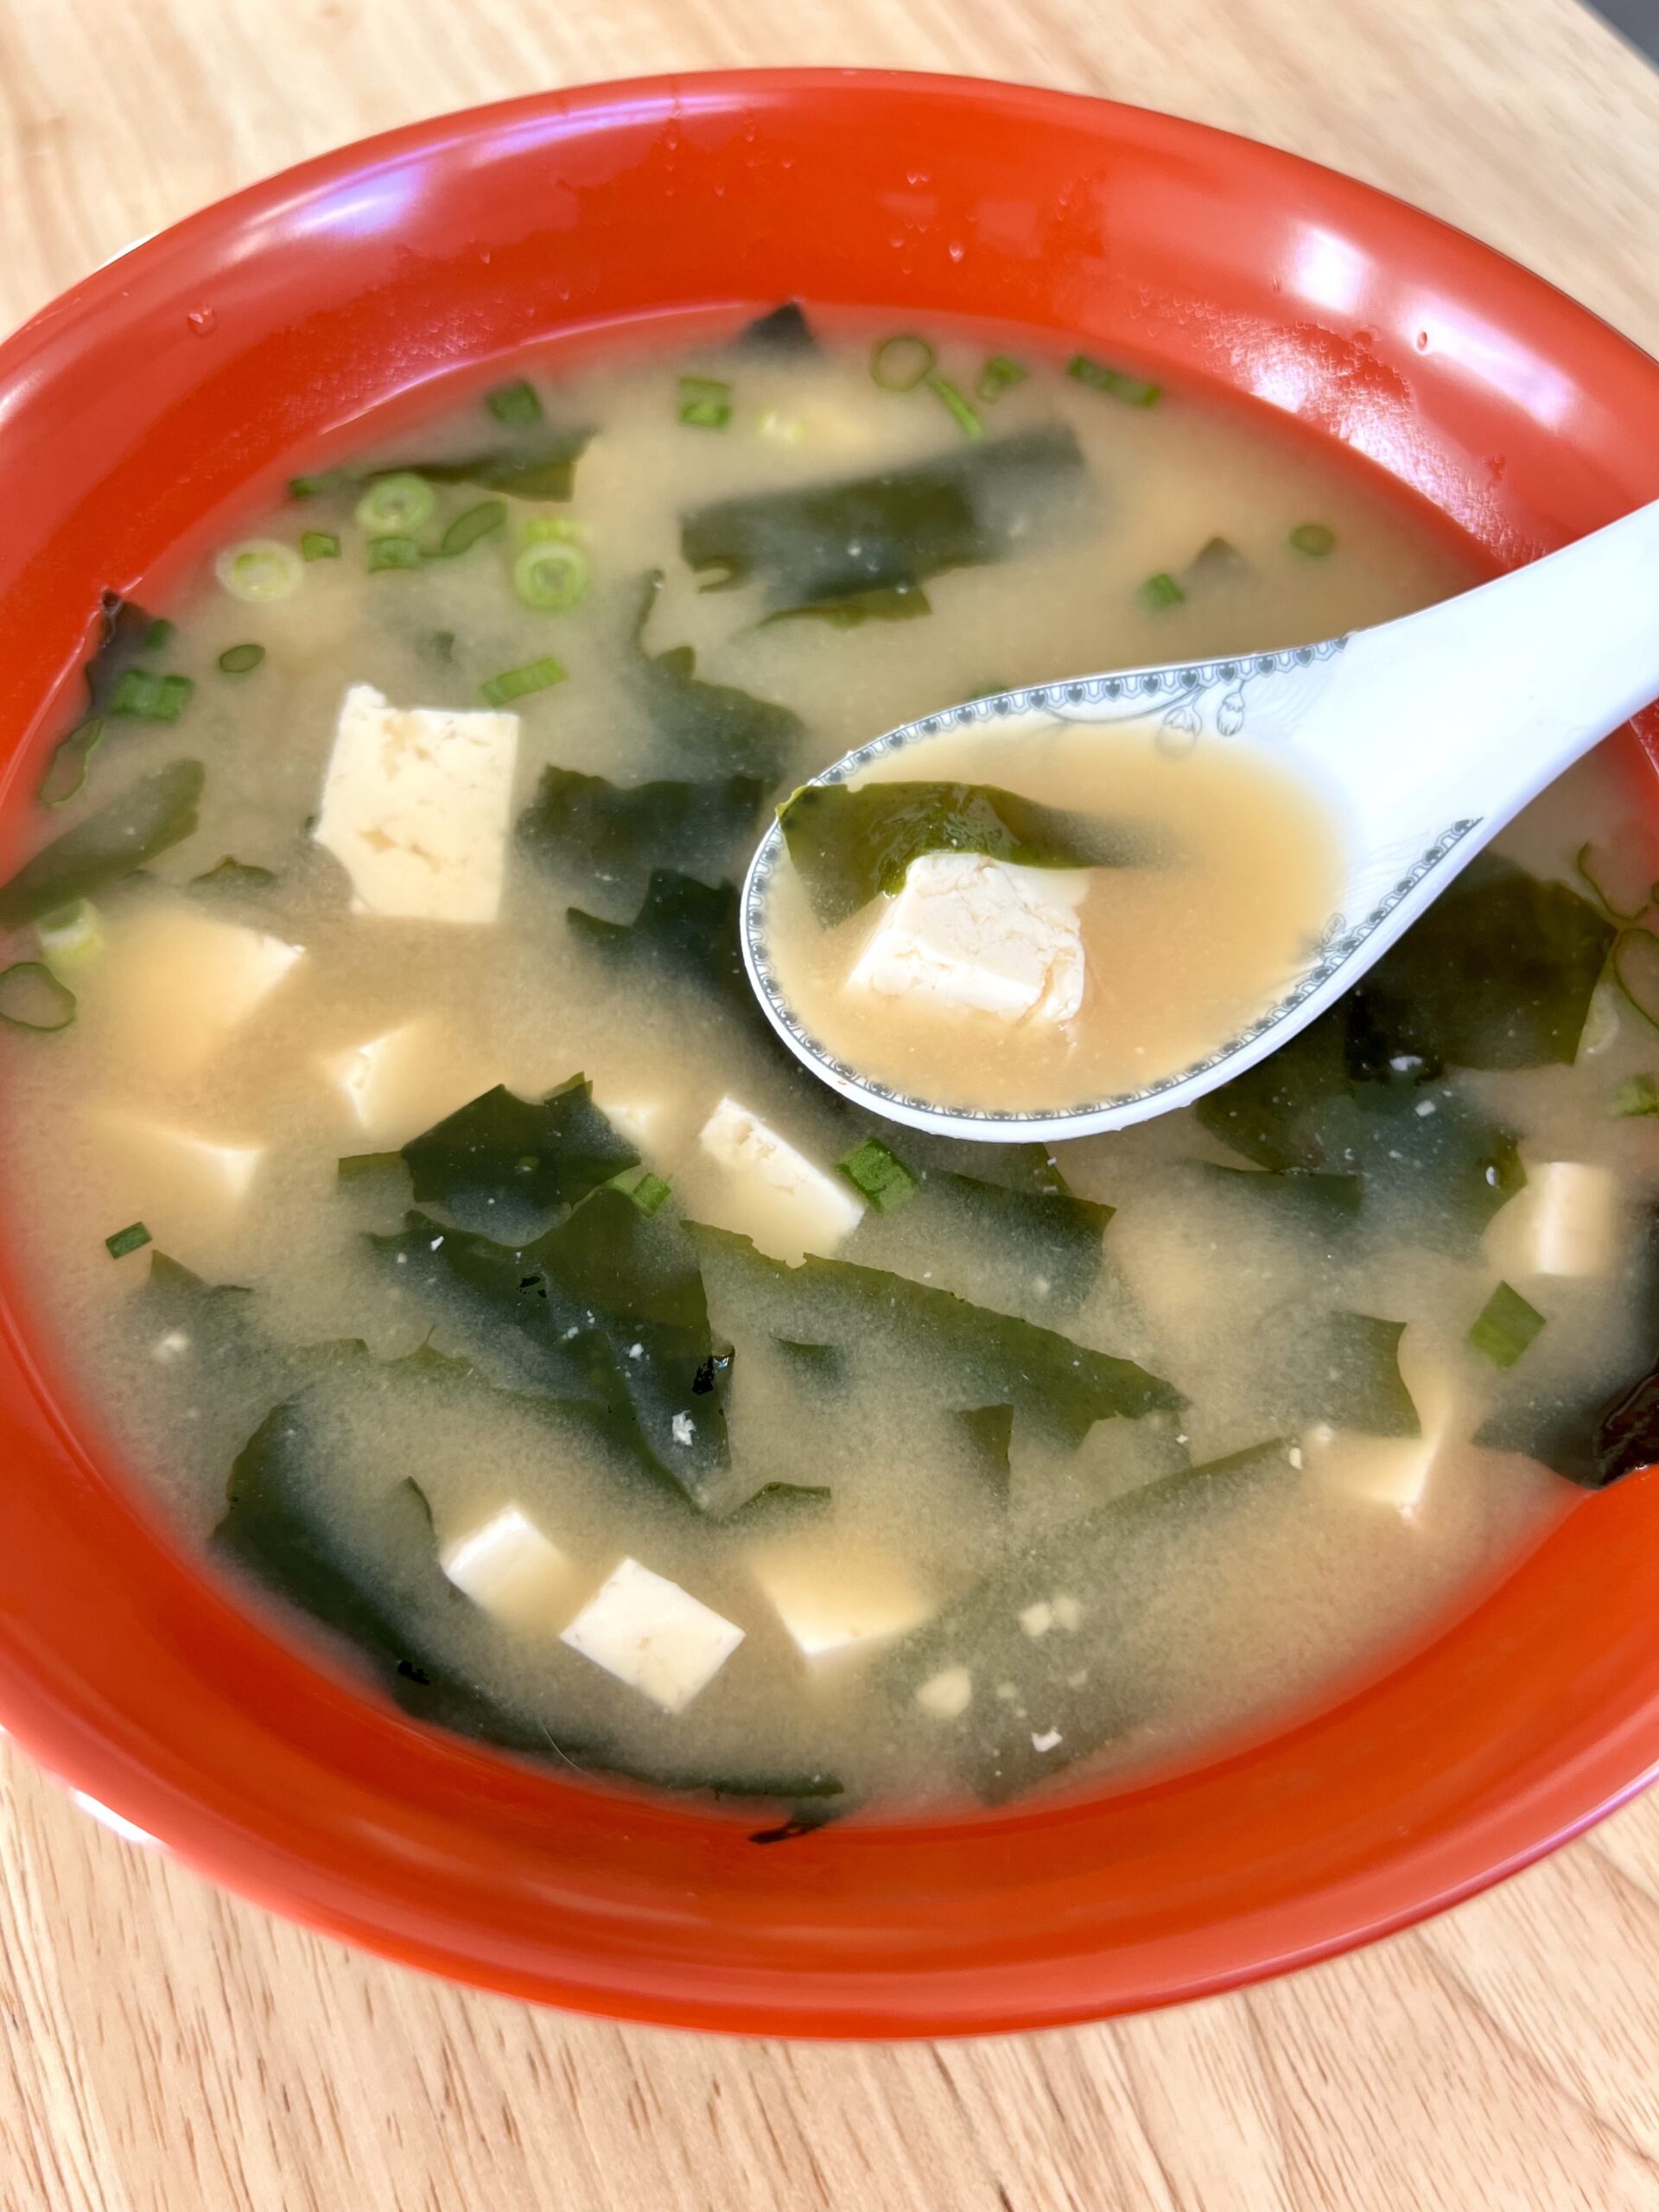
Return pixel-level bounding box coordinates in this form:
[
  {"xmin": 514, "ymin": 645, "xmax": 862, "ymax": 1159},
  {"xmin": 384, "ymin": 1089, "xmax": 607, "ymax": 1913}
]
[{"xmin": 741, "ymin": 497, "xmax": 1659, "ymax": 1143}]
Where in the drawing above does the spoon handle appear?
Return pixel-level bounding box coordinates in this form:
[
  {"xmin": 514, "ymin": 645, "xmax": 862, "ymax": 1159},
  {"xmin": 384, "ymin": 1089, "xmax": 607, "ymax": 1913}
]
[{"xmin": 1310, "ymin": 495, "xmax": 1659, "ymax": 834}]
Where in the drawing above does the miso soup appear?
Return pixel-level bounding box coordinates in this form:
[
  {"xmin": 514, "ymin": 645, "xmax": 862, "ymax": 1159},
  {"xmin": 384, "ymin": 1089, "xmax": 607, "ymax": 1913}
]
[{"xmin": 3, "ymin": 309, "xmax": 1656, "ymax": 1825}]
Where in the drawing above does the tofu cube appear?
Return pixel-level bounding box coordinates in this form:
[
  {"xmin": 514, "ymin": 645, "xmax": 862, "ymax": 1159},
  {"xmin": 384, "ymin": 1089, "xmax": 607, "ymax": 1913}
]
[
  {"xmin": 1486, "ymin": 1161, "xmax": 1619, "ymax": 1279},
  {"xmin": 914, "ymin": 1664, "xmax": 974, "ymax": 1719},
  {"xmin": 106, "ymin": 904, "xmax": 303, "ymax": 1080},
  {"xmin": 848, "ymin": 851, "xmax": 1086, "ymax": 1024},
  {"xmin": 323, "ymin": 1016, "xmax": 483, "ymax": 1144},
  {"xmin": 696, "ymin": 1095, "xmax": 864, "ymax": 1265},
  {"xmin": 314, "ymin": 684, "xmax": 518, "ymax": 923},
  {"xmin": 749, "ymin": 1539, "xmax": 933, "ymax": 1660},
  {"xmin": 439, "ymin": 1506, "xmax": 577, "ymax": 1631},
  {"xmin": 560, "ymin": 1558, "xmax": 743, "ymax": 1713}
]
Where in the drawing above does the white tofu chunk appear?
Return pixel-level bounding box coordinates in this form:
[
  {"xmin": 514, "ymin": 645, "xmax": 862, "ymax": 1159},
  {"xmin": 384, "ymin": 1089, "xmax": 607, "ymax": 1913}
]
[
  {"xmin": 106, "ymin": 905, "xmax": 303, "ymax": 1080},
  {"xmin": 914, "ymin": 1664, "xmax": 974, "ymax": 1719},
  {"xmin": 439, "ymin": 1506, "xmax": 576, "ymax": 1631},
  {"xmin": 322, "ymin": 1016, "xmax": 483, "ymax": 1144},
  {"xmin": 560, "ymin": 1557, "xmax": 743, "ymax": 1713},
  {"xmin": 749, "ymin": 1540, "xmax": 933, "ymax": 1660},
  {"xmin": 100, "ymin": 1115, "xmax": 264, "ymax": 1213},
  {"xmin": 696, "ymin": 1095, "xmax": 863, "ymax": 1264},
  {"xmin": 1486, "ymin": 1161, "xmax": 1619, "ymax": 1279},
  {"xmin": 848, "ymin": 850, "xmax": 1086, "ymax": 1023},
  {"xmin": 1305, "ymin": 1341, "xmax": 1459, "ymax": 1519},
  {"xmin": 314, "ymin": 683, "xmax": 518, "ymax": 923}
]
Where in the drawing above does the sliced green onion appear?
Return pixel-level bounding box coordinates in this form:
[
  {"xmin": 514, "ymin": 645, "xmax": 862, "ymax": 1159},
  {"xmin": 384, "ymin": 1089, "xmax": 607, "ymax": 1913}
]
[
  {"xmin": 143, "ymin": 618, "xmax": 175, "ymax": 653},
  {"xmin": 1612, "ymin": 928, "xmax": 1659, "ymax": 1031},
  {"xmin": 512, "ymin": 537, "xmax": 589, "ymax": 612},
  {"xmin": 355, "ymin": 473, "xmax": 435, "ymax": 537},
  {"xmin": 870, "ymin": 334, "xmax": 936, "ymax": 391},
  {"xmin": 925, "ymin": 374, "xmax": 985, "ymax": 441},
  {"xmin": 1468, "ymin": 1281, "xmax": 1546, "ymax": 1369},
  {"xmin": 678, "ymin": 375, "xmax": 734, "ymax": 429},
  {"xmin": 218, "ymin": 643, "xmax": 265, "ymax": 676},
  {"xmin": 621, "ymin": 1169, "xmax": 672, "ymax": 1217},
  {"xmin": 35, "ymin": 899, "xmax": 105, "ymax": 969},
  {"xmin": 288, "ymin": 468, "xmax": 353, "ymax": 500},
  {"xmin": 486, "ymin": 378, "xmax": 543, "ymax": 426},
  {"xmin": 39, "ymin": 723, "xmax": 105, "ymax": 808},
  {"xmin": 1610, "ymin": 1073, "xmax": 1659, "ymax": 1117},
  {"xmin": 216, "ymin": 538, "xmax": 304, "ymax": 603},
  {"xmin": 300, "ymin": 530, "xmax": 340, "ymax": 562},
  {"xmin": 0, "ymin": 959, "xmax": 76, "ymax": 1033},
  {"xmin": 105, "ymin": 1221, "xmax": 152, "ymax": 1260},
  {"xmin": 480, "ymin": 655, "xmax": 565, "ymax": 708},
  {"xmin": 110, "ymin": 668, "xmax": 194, "ymax": 721},
  {"xmin": 1139, "ymin": 571, "xmax": 1185, "ymax": 611},
  {"xmin": 1067, "ymin": 354, "xmax": 1161, "ymax": 406},
  {"xmin": 838, "ymin": 1137, "xmax": 917, "ymax": 1213},
  {"xmin": 977, "ymin": 353, "xmax": 1028, "ymax": 401},
  {"xmin": 1289, "ymin": 522, "xmax": 1337, "ymax": 556},
  {"xmin": 438, "ymin": 499, "xmax": 507, "ymax": 558},
  {"xmin": 365, "ymin": 535, "xmax": 423, "ymax": 574}
]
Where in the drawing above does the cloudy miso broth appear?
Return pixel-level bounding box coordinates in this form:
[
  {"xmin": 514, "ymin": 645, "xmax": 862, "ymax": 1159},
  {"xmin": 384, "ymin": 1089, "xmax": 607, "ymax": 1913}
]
[{"xmin": 3, "ymin": 308, "xmax": 1655, "ymax": 1823}]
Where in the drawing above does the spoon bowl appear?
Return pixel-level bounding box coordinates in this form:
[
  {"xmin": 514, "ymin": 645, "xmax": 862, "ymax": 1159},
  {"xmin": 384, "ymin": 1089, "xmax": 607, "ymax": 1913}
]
[{"xmin": 743, "ymin": 496, "xmax": 1659, "ymax": 1140}]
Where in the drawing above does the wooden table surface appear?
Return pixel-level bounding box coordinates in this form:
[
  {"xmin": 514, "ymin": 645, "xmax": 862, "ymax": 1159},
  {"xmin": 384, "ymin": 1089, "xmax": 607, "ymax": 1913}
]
[{"xmin": 3, "ymin": 3, "xmax": 1659, "ymax": 2207}]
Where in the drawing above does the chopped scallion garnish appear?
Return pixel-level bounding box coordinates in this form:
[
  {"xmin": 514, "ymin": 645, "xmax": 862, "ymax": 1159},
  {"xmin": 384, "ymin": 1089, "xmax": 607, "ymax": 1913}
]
[
  {"xmin": 105, "ymin": 1221, "xmax": 152, "ymax": 1260},
  {"xmin": 365, "ymin": 535, "xmax": 423, "ymax": 573},
  {"xmin": 110, "ymin": 668, "xmax": 194, "ymax": 721},
  {"xmin": 870, "ymin": 334, "xmax": 937, "ymax": 392},
  {"xmin": 355, "ymin": 473, "xmax": 435, "ymax": 537},
  {"xmin": 216, "ymin": 538, "xmax": 303, "ymax": 603},
  {"xmin": 1469, "ymin": 1281, "xmax": 1546, "ymax": 1369},
  {"xmin": 678, "ymin": 375, "xmax": 734, "ymax": 429},
  {"xmin": 218, "ymin": 643, "xmax": 265, "ymax": 676},
  {"xmin": 35, "ymin": 899, "xmax": 105, "ymax": 970},
  {"xmin": 142, "ymin": 618, "xmax": 175, "ymax": 653},
  {"xmin": 480, "ymin": 655, "xmax": 566, "ymax": 708},
  {"xmin": 1611, "ymin": 1073, "xmax": 1659, "ymax": 1117},
  {"xmin": 288, "ymin": 468, "xmax": 353, "ymax": 499},
  {"xmin": 624, "ymin": 1170, "xmax": 673, "ymax": 1217},
  {"xmin": 512, "ymin": 537, "xmax": 588, "ymax": 611},
  {"xmin": 0, "ymin": 959, "xmax": 76, "ymax": 1033},
  {"xmin": 977, "ymin": 353, "xmax": 1028, "ymax": 401},
  {"xmin": 925, "ymin": 374, "xmax": 985, "ymax": 441},
  {"xmin": 486, "ymin": 378, "xmax": 543, "ymax": 426},
  {"xmin": 1138, "ymin": 571, "xmax": 1185, "ymax": 611},
  {"xmin": 1289, "ymin": 522, "xmax": 1337, "ymax": 556},
  {"xmin": 838, "ymin": 1137, "xmax": 917, "ymax": 1213},
  {"xmin": 1067, "ymin": 354, "xmax": 1161, "ymax": 406},
  {"xmin": 438, "ymin": 499, "xmax": 507, "ymax": 558},
  {"xmin": 300, "ymin": 531, "xmax": 340, "ymax": 562},
  {"xmin": 1610, "ymin": 1072, "xmax": 1659, "ymax": 1117}
]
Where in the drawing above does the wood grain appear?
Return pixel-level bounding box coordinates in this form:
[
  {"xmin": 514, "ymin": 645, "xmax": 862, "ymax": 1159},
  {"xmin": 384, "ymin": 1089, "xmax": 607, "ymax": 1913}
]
[{"xmin": 3, "ymin": 2, "xmax": 1658, "ymax": 2207}]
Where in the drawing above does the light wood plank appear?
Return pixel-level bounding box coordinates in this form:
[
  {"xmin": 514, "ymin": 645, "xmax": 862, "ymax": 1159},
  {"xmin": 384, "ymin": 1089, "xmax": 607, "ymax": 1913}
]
[{"xmin": 3, "ymin": 3, "xmax": 1658, "ymax": 2208}]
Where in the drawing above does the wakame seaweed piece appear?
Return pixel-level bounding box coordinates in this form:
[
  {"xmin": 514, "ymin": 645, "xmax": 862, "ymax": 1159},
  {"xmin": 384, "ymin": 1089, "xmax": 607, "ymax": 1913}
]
[
  {"xmin": 779, "ymin": 779, "xmax": 1164, "ymax": 926},
  {"xmin": 518, "ymin": 765, "xmax": 766, "ymax": 898},
  {"xmin": 192, "ymin": 856, "xmax": 278, "ymax": 891},
  {"xmin": 628, "ymin": 572, "xmax": 804, "ymax": 779},
  {"xmin": 880, "ymin": 1439, "xmax": 1290, "ymax": 1802},
  {"xmin": 760, "ymin": 583, "xmax": 932, "ymax": 629},
  {"xmin": 399, "ymin": 1077, "xmax": 639, "ymax": 1230},
  {"xmin": 679, "ymin": 423, "xmax": 1090, "ymax": 611},
  {"xmin": 0, "ymin": 760, "xmax": 206, "ymax": 927},
  {"xmin": 1353, "ymin": 853, "xmax": 1615, "ymax": 1070},
  {"xmin": 740, "ymin": 302, "xmax": 818, "ymax": 353},
  {"xmin": 372, "ymin": 1188, "xmax": 732, "ymax": 1504},
  {"xmin": 215, "ymin": 1408, "xmax": 556, "ymax": 1753},
  {"xmin": 688, "ymin": 1222, "xmax": 1180, "ymax": 1442},
  {"xmin": 567, "ymin": 868, "xmax": 750, "ymax": 1007},
  {"xmin": 772, "ymin": 1336, "xmax": 846, "ymax": 1382},
  {"xmin": 1195, "ymin": 1001, "xmax": 1524, "ymax": 1253},
  {"xmin": 1255, "ymin": 1306, "xmax": 1420, "ymax": 1436},
  {"xmin": 722, "ymin": 1480, "xmax": 835, "ymax": 1522},
  {"xmin": 37, "ymin": 591, "xmax": 169, "ymax": 805},
  {"xmin": 1203, "ymin": 1164, "xmax": 1365, "ymax": 1223},
  {"xmin": 957, "ymin": 1403, "xmax": 1014, "ymax": 1500},
  {"xmin": 385, "ymin": 429, "xmax": 592, "ymax": 502}
]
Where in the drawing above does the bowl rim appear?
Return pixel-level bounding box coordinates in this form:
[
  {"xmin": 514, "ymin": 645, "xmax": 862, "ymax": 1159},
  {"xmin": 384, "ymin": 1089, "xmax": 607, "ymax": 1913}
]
[{"xmin": 3, "ymin": 65, "xmax": 1659, "ymax": 2039}]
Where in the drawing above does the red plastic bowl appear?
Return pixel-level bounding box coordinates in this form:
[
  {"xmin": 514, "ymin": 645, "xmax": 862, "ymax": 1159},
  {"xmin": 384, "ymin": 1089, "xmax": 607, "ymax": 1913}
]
[{"xmin": 3, "ymin": 72, "xmax": 1659, "ymax": 2040}]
